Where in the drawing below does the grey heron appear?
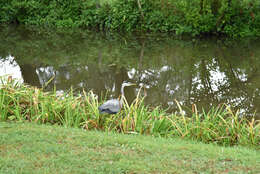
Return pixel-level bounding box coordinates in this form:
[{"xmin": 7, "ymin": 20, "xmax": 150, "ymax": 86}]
[{"xmin": 98, "ymin": 82, "xmax": 136, "ymax": 114}]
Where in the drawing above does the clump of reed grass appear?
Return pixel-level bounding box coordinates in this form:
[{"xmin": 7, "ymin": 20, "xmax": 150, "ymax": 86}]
[{"xmin": 0, "ymin": 77, "xmax": 259, "ymax": 147}]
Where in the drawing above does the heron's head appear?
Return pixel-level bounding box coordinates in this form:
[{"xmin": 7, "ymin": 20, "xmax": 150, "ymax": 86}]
[{"xmin": 120, "ymin": 82, "xmax": 136, "ymax": 97}]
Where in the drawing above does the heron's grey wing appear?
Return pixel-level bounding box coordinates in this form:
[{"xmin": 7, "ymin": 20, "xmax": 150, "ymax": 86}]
[{"xmin": 99, "ymin": 99, "xmax": 121, "ymax": 113}]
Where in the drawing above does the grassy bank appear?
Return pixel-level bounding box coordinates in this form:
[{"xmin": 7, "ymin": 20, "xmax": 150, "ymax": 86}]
[
  {"xmin": 0, "ymin": 122, "xmax": 259, "ymax": 173},
  {"xmin": 0, "ymin": 78, "xmax": 259, "ymax": 147},
  {"xmin": 0, "ymin": 0, "xmax": 260, "ymax": 37}
]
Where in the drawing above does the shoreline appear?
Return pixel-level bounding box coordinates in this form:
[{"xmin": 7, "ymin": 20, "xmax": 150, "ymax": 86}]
[{"xmin": 1, "ymin": 79, "xmax": 259, "ymax": 148}]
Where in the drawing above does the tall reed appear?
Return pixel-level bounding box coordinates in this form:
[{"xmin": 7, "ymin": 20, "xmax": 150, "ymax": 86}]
[{"xmin": 0, "ymin": 78, "xmax": 259, "ymax": 147}]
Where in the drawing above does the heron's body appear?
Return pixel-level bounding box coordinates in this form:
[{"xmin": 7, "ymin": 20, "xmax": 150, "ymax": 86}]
[
  {"xmin": 98, "ymin": 82, "xmax": 135, "ymax": 114},
  {"xmin": 98, "ymin": 99, "xmax": 121, "ymax": 114}
]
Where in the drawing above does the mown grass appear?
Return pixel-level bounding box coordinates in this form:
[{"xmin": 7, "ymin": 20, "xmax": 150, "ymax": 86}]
[
  {"xmin": 0, "ymin": 77, "xmax": 259, "ymax": 147},
  {"xmin": 0, "ymin": 122, "xmax": 259, "ymax": 174}
]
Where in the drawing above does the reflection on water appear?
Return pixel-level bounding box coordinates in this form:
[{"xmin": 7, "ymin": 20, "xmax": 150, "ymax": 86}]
[
  {"xmin": 0, "ymin": 55, "xmax": 23, "ymax": 82},
  {"xmin": 0, "ymin": 25, "xmax": 260, "ymax": 118}
]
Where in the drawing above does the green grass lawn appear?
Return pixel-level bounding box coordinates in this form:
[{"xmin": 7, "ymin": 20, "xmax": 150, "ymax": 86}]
[{"xmin": 0, "ymin": 122, "xmax": 259, "ymax": 174}]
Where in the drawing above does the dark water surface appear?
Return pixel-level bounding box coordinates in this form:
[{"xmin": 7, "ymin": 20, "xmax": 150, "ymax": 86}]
[{"xmin": 1, "ymin": 25, "xmax": 260, "ymax": 118}]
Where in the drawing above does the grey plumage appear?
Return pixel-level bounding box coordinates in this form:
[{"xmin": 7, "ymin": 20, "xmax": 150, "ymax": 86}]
[
  {"xmin": 98, "ymin": 82, "xmax": 135, "ymax": 114},
  {"xmin": 98, "ymin": 99, "xmax": 121, "ymax": 114}
]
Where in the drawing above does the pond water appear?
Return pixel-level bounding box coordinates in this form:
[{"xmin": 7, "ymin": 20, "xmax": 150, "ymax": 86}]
[{"xmin": 0, "ymin": 25, "xmax": 260, "ymax": 118}]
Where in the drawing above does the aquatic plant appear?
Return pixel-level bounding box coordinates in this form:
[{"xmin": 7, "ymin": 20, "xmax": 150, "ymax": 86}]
[{"xmin": 0, "ymin": 77, "xmax": 259, "ymax": 147}]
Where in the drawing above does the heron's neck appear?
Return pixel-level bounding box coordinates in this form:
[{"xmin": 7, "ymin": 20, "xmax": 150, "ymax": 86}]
[
  {"xmin": 121, "ymin": 85, "xmax": 125, "ymax": 97},
  {"xmin": 120, "ymin": 85, "xmax": 125, "ymax": 104}
]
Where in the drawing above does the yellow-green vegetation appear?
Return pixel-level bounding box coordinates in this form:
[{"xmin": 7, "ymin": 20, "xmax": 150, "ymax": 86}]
[
  {"xmin": 0, "ymin": 122, "xmax": 259, "ymax": 174},
  {"xmin": 0, "ymin": 78, "xmax": 259, "ymax": 148},
  {"xmin": 0, "ymin": 0, "xmax": 259, "ymax": 37}
]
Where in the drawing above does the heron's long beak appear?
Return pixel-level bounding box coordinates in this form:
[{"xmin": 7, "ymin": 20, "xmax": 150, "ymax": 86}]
[{"xmin": 129, "ymin": 83, "xmax": 136, "ymax": 86}]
